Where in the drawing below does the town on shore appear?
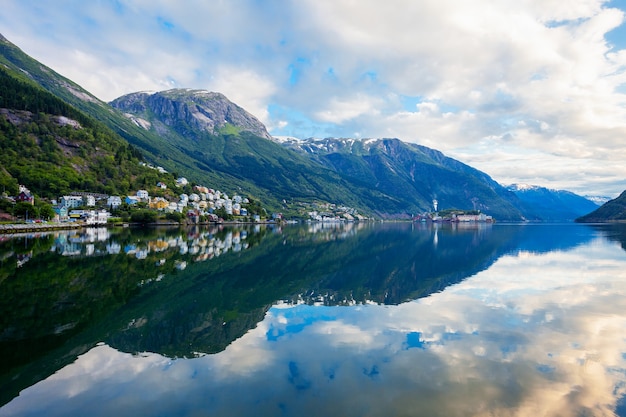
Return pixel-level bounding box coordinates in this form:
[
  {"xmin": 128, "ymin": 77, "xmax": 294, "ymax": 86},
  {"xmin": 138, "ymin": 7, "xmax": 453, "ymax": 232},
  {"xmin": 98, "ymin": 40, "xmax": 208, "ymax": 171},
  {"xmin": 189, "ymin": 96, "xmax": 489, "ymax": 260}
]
[
  {"xmin": 1, "ymin": 175, "xmax": 374, "ymax": 231},
  {"xmin": 2, "ymin": 181, "xmax": 494, "ymax": 233}
]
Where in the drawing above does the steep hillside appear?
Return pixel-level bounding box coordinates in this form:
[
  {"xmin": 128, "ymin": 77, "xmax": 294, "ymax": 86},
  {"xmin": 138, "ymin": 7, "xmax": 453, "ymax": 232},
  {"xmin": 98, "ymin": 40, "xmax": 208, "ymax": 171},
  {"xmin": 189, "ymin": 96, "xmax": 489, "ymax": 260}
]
[
  {"xmin": 576, "ymin": 190, "xmax": 626, "ymax": 222},
  {"xmin": 110, "ymin": 90, "xmax": 272, "ymax": 140},
  {"xmin": 0, "ymin": 66, "xmax": 172, "ymax": 199},
  {"xmin": 0, "ymin": 34, "xmax": 213, "ymax": 187},
  {"xmin": 507, "ymin": 184, "xmax": 600, "ymax": 221},
  {"xmin": 0, "ymin": 33, "xmax": 552, "ymax": 220}
]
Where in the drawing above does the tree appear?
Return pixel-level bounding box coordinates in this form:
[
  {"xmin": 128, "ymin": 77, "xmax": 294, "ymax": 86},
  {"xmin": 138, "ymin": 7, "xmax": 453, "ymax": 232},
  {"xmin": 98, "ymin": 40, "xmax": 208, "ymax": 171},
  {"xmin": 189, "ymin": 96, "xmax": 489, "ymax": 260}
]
[
  {"xmin": 166, "ymin": 211, "xmax": 184, "ymax": 223},
  {"xmin": 14, "ymin": 202, "xmax": 39, "ymax": 219},
  {"xmin": 130, "ymin": 209, "xmax": 158, "ymax": 224},
  {"xmin": 38, "ymin": 203, "xmax": 55, "ymax": 220}
]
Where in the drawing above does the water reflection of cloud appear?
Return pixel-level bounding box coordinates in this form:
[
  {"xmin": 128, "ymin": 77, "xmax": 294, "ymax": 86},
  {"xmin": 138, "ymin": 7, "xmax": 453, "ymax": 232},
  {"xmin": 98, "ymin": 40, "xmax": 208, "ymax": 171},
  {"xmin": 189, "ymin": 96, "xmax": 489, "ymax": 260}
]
[{"xmin": 3, "ymin": 242, "xmax": 626, "ymax": 416}]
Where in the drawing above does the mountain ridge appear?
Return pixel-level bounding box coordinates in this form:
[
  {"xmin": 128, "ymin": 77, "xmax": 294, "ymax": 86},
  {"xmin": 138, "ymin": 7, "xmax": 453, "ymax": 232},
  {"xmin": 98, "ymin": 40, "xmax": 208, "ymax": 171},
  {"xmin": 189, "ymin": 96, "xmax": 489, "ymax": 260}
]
[
  {"xmin": 110, "ymin": 89, "xmax": 272, "ymax": 140},
  {"xmin": 576, "ymin": 190, "xmax": 626, "ymax": 222},
  {"xmin": 0, "ymin": 33, "xmax": 603, "ymax": 221},
  {"xmin": 506, "ymin": 183, "xmax": 600, "ymax": 222}
]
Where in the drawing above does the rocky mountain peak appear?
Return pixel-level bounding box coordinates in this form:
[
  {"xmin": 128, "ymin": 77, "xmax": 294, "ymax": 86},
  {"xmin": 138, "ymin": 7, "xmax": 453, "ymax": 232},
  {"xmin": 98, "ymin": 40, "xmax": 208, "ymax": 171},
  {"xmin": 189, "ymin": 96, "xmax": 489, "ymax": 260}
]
[{"xmin": 110, "ymin": 88, "xmax": 272, "ymax": 140}]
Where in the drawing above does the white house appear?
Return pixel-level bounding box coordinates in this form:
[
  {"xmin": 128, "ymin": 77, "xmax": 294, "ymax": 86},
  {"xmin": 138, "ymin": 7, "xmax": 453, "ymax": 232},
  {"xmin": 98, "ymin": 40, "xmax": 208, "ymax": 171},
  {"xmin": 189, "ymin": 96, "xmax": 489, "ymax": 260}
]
[
  {"xmin": 61, "ymin": 195, "xmax": 83, "ymax": 208},
  {"xmin": 136, "ymin": 190, "xmax": 149, "ymax": 200},
  {"xmin": 85, "ymin": 195, "xmax": 96, "ymax": 207},
  {"xmin": 107, "ymin": 196, "xmax": 122, "ymax": 209},
  {"xmin": 176, "ymin": 177, "xmax": 188, "ymax": 187}
]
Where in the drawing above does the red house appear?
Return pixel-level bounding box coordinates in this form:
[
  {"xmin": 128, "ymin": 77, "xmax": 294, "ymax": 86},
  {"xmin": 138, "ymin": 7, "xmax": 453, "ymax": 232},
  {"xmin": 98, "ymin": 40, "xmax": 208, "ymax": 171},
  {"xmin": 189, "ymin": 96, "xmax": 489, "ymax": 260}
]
[{"xmin": 16, "ymin": 191, "xmax": 34, "ymax": 205}]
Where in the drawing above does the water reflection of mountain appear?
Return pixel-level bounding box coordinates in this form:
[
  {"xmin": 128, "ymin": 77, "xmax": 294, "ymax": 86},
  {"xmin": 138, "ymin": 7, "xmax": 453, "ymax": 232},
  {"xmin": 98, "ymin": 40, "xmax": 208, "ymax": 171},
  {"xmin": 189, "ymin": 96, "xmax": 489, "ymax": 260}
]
[
  {"xmin": 589, "ymin": 223, "xmax": 626, "ymax": 252},
  {"xmin": 0, "ymin": 222, "xmax": 598, "ymax": 406},
  {"xmin": 512, "ymin": 223, "xmax": 599, "ymax": 254}
]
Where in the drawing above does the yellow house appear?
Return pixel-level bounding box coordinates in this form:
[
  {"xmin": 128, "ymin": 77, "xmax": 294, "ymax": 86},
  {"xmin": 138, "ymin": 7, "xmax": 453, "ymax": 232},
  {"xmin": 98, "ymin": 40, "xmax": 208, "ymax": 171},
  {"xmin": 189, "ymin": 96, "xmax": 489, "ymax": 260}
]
[{"xmin": 149, "ymin": 198, "xmax": 169, "ymax": 210}]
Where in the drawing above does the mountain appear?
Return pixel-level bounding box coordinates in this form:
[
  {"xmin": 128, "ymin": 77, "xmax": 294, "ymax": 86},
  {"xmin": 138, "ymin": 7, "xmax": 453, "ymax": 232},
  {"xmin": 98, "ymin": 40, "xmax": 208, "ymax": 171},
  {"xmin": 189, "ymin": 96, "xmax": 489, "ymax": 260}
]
[
  {"xmin": 109, "ymin": 90, "xmax": 404, "ymax": 214},
  {"xmin": 0, "ymin": 34, "xmax": 218, "ymax": 190},
  {"xmin": 0, "ymin": 33, "xmax": 572, "ymax": 221},
  {"xmin": 281, "ymin": 137, "xmax": 527, "ymax": 220},
  {"xmin": 110, "ymin": 90, "xmax": 272, "ymax": 140},
  {"xmin": 576, "ymin": 190, "xmax": 626, "ymax": 222},
  {"xmin": 506, "ymin": 184, "xmax": 600, "ymax": 222},
  {"xmin": 584, "ymin": 195, "xmax": 612, "ymax": 206},
  {"xmin": 108, "ymin": 89, "xmax": 532, "ymax": 219},
  {"xmin": 0, "ymin": 61, "xmax": 173, "ymax": 200}
]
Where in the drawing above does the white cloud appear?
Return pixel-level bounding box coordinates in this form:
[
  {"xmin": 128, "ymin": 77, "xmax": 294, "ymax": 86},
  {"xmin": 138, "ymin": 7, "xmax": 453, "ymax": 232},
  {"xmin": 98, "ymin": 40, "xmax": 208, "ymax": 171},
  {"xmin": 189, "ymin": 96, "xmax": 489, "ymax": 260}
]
[
  {"xmin": 207, "ymin": 67, "xmax": 277, "ymax": 125},
  {"xmin": 314, "ymin": 94, "xmax": 382, "ymax": 123}
]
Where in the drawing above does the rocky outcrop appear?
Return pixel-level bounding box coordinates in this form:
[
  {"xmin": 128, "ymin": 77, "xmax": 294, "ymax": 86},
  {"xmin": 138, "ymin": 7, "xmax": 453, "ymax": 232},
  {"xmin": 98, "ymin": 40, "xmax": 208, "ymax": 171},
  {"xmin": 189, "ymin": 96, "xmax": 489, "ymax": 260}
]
[{"xmin": 110, "ymin": 89, "xmax": 272, "ymax": 140}]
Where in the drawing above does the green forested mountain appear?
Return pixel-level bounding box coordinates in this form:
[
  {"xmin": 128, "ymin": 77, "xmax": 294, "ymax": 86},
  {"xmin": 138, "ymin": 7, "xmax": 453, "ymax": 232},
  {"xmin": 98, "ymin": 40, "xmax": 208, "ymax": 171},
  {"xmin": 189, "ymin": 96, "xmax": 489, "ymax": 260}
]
[
  {"xmin": 282, "ymin": 137, "xmax": 527, "ymax": 219},
  {"xmin": 0, "ymin": 35, "xmax": 211, "ymax": 189},
  {"xmin": 0, "ymin": 66, "xmax": 173, "ymax": 199},
  {"xmin": 109, "ymin": 90, "xmax": 399, "ymax": 212},
  {"xmin": 576, "ymin": 190, "xmax": 626, "ymax": 222},
  {"xmin": 0, "ymin": 33, "xmax": 589, "ymax": 220}
]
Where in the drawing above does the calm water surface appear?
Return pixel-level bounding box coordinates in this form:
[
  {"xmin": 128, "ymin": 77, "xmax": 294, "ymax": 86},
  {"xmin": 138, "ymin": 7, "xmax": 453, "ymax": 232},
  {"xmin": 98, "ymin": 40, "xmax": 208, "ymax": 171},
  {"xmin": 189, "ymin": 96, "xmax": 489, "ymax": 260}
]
[{"xmin": 1, "ymin": 222, "xmax": 626, "ymax": 416}]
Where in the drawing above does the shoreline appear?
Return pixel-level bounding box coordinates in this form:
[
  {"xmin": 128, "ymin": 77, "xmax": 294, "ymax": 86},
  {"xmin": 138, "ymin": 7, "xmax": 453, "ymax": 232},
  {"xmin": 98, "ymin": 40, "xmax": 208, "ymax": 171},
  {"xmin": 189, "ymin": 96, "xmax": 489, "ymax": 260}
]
[
  {"xmin": 0, "ymin": 222, "xmax": 83, "ymax": 234},
  {"xmin": 0, "ymin": 219, "xmax": 284, "ymax": 235}
]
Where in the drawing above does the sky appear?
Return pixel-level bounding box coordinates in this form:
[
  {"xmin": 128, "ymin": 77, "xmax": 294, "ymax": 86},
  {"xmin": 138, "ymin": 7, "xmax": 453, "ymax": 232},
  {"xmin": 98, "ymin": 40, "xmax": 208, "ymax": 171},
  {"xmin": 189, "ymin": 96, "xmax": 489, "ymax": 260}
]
[{"xmin": 2, "ymin": 1, "xmax": 626, "ymax": 197}]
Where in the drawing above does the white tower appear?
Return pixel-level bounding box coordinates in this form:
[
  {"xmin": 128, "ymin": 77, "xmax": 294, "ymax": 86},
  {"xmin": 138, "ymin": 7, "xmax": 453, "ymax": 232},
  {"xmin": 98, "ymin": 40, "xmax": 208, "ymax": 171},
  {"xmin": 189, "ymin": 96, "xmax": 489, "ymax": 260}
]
[{"xmin": 433, "ymin": 199, "xmax": 438, "ymax": 212}]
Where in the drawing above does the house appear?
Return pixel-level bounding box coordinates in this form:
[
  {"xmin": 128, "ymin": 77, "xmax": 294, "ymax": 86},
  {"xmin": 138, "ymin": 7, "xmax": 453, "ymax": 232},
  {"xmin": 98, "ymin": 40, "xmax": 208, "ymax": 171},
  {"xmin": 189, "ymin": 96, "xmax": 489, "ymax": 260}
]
[
  {"xmin": 69, "ymin": 210, "xmax": 86, "ymax": 220},
  {"xmin": 85, "ymin": 210, "xmax": 109, "ymax": 225},
  {"xmin": 85, "ymin": 195, "xmax": 96, "ymax": 207},
  {"xmin": 54, "ymin": 206, "xmax": 68, "ymax": 220},
  {"xmin": 136, "ymin": 190, "xmax": 149, "ymax": 200},
  {"xmin": 125, "ymin": 196, "xmax": 139, "ymax": 205},
  {"xmin": 61, "ymin": 195, "xmax": 83, "ymax": 208},
  {"xmin": 149, "ymin": 197, "xmax": 169, "ymax": 210},
  {"xmin": 16, "ymin": 191, "xmax": 34, "ymax": 205},
  {"xmin": 176, "ymin": 177, "xmax": 188, "ymax": 187},
  {"xmin": 107, "ymin": 196, "xmax": 122, "ymax": 209},
  {"xmin": 157, "ymin": 182, "xmax": 167, "ymax": 190}
]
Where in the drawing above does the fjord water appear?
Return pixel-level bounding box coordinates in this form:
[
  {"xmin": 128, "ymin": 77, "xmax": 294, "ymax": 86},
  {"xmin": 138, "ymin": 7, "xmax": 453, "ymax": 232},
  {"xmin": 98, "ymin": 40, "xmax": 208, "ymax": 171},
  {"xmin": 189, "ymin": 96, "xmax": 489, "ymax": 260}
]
[{"xmin": 1, "ymin": 222, "xmax": 626, "ymax": 416}]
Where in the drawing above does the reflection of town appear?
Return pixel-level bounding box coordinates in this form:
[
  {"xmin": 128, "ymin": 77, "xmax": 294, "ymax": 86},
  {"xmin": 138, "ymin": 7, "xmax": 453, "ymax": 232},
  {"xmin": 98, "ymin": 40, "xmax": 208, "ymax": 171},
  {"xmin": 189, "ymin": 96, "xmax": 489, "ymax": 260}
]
[
  {"xmin": 54, "ymin": 226, "xmax": 254, "ymax": 264},
  {"xmin": 0, "ymin": 222, "xmax": 367, "ymax": 270},
  {"xmin": 304, "ymin": 221, "xmax": 368, "ymax": 241}
]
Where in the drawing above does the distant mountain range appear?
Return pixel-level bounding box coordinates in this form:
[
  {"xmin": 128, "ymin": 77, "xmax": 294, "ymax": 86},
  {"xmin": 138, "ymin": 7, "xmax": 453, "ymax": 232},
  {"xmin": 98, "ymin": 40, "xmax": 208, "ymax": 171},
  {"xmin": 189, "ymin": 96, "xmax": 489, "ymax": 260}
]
[
  {"xmin": 0, "ymin": 33, "xmax": 610, "ymax": 221},
  {"xmin": 576, "ymin": 190, "xmax": 626, "ymax": 222},
  {"xmin": 506, "ymin": 184, "xmax": 600, "ymax": 222}
]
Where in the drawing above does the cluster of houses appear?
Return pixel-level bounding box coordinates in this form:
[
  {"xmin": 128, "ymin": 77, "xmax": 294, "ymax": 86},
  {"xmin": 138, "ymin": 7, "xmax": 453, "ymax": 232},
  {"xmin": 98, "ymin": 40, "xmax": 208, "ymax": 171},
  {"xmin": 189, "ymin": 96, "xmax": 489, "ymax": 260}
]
[
  {"xmin": 306, "ymin": 203, "xmax": 368, "ymax": 223},
  {"xmin": 121, "ymin": 184, "xmax": 253, "ymax": 217},
  {"xmin": 46, "ymin": 178, "xmax": 257, "ymax": 223},
  {"xmin": 8, "ymin": 178, "xmax": 368, "ymax": 225}
]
